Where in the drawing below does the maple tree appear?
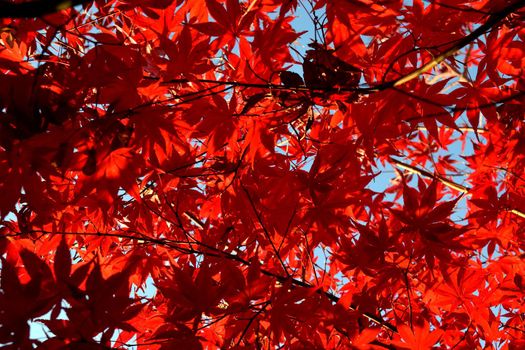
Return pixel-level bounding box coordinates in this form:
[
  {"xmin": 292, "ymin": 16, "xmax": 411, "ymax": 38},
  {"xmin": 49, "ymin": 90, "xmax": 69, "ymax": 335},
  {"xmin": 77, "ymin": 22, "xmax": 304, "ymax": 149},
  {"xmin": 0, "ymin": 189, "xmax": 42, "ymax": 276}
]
[{"xmin": 1, "ymin": 0, "xmax": 525, "ymax": 348}]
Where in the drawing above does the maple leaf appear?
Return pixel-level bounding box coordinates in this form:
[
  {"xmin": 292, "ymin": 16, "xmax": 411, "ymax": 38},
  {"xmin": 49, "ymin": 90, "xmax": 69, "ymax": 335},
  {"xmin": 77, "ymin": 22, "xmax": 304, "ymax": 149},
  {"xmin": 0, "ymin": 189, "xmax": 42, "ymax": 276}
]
[{"xmin": 393, "ymin": 322, "xmax": 443, "ymax": 349}]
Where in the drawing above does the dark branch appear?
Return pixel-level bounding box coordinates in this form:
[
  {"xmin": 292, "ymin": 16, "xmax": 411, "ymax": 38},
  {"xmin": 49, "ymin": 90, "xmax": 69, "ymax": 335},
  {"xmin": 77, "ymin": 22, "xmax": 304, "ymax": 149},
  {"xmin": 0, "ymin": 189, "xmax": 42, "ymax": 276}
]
[
  {"xmin": 377, "ymin": 0, "xmax": 525, "ymax": 90},
  {"xmin": 4, "ymin": 228, "xmax": 399, "ymax": 333},
  {"xmin": 0, "ymin": 0, "xmax": 91, "ymax": 19},
  {"xmin": 156, "ymin": 0, "xmax": 525, "ymax": 94}
]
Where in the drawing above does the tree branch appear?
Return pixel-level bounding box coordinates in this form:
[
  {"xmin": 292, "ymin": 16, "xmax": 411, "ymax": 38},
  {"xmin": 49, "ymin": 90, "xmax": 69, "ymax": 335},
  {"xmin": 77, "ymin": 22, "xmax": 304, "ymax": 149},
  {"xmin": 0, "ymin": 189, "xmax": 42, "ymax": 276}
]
[
  {"xmin": 0, "ymin": 0, "xmax": 91, "ymax": 19},
  {"xmin": 4, "ymin": 228, "xmax": 399, "ymax": 333},
  {"xmin": 156, "ymin": 1, "xmax": 524, "ymax": 95},
  {"xmin": 390, "ymin": 158, "xmax": 469, "ymax": 193},
  {"xmin": 390, "ymin": 157, "xmax": 525, "ymax": 219},
  {"xmin": 381, "ymin": 1, "xmax": 525, "ymax": 90},
  {"xmin": 241, "ymin": 183, "xmax": 290, "ymax": 277}
]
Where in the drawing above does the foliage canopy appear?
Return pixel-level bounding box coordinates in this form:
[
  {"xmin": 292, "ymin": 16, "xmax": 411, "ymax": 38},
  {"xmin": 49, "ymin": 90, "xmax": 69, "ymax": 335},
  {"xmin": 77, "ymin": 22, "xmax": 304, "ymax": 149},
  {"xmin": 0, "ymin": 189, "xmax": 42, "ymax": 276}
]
[{"xmin": 1, "ymin": 0, "xmax": 525, "ymax": 348}]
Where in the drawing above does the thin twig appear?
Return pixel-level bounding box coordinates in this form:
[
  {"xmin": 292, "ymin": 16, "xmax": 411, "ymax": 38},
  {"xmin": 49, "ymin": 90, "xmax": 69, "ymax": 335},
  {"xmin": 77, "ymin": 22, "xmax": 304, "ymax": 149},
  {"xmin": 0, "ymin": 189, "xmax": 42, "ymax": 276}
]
[
  {"xmin": 0, "ymin": 0, "xmax": 92, "ymax": 18},
  {"xmin": 389, "ymin": 157, "xmax": 525, "ymax": 219}
]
